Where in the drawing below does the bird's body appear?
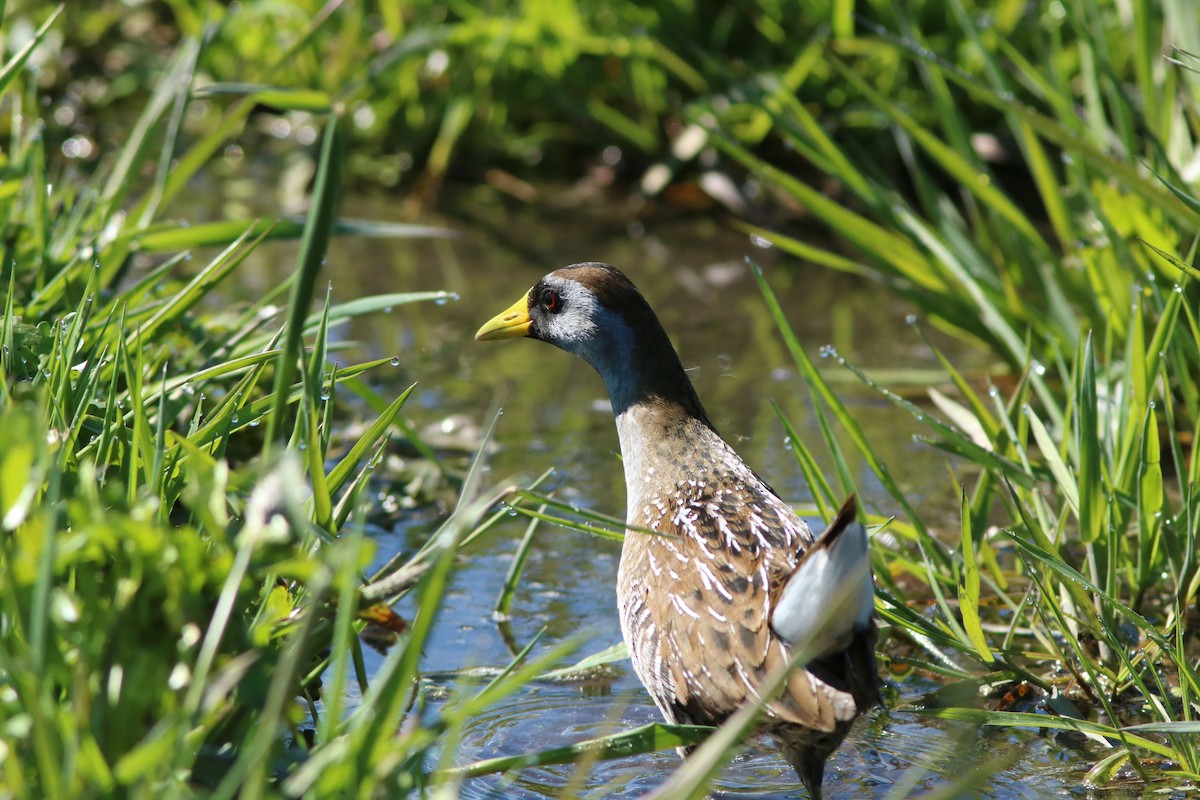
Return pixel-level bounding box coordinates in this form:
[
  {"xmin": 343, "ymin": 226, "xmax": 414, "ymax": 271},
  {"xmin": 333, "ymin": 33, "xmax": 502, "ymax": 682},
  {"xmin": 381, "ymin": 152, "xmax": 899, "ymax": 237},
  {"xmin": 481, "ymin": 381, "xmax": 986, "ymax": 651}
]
[{"xmin": 477, "ymin": 263, "xmax": 879, "ymax": 798}]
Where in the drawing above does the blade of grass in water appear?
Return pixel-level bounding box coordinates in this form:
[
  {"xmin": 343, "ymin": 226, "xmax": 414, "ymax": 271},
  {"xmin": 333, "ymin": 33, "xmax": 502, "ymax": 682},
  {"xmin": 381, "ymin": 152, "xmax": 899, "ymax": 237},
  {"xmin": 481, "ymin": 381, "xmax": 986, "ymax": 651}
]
[
  {"xmin": 447, "ymin": 723, "xmax": 712, "ymax": 780},
  {"xmin": 749, "ymin": 258, "xmax": 950, "ymax": 566}
]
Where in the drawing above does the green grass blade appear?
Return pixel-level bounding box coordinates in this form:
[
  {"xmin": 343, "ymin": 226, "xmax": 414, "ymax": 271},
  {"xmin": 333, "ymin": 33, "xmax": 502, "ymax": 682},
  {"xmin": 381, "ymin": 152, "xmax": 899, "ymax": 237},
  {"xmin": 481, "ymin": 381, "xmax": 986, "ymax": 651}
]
[
  {"xmin": 195, "ymin": 83, "xmax": 333, "ymax": 113},
  {"xmin": 0, "ymin": 5, "xmax": 63, "ymax": 97},
  {"xmin": 916, "ymin": 708, "xmax": 1175, "ymax": 758},
  {"xmin": 1075, "ymin": 332, "xmax": 1103, "ymax": 543},
  {"xmin": 494, "ymin": 507, "xmax": 542, "ymax": 621},
  {"xmin": 445, "ymin": 722, "xmax": 712, "ymax": 779},
  {"xmin": 326, "ymin": 383, "xmax": 416, "ymax": 495},
  {"xmin": 957, "ymin": 487, "xmax": 993, "ymax": 663},
  {"xmin": 130, "ymin": 217, "xmax": 453, "ymax": 253},
  {"xmin": 264, "ymin": 115, "xmax": 344, "ymax": 452},
  {"xmin": 1025, "ymin": 406, "xmax": 1079, "ymax": 521}
]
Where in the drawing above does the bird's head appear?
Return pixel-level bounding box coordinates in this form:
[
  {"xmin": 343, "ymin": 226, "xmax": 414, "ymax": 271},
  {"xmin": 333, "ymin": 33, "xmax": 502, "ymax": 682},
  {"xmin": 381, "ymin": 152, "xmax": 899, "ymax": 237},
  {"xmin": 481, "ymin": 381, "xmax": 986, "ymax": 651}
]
[{"xmin": 475, "ymin": 263, "xmax": 706, "ymax": 421}]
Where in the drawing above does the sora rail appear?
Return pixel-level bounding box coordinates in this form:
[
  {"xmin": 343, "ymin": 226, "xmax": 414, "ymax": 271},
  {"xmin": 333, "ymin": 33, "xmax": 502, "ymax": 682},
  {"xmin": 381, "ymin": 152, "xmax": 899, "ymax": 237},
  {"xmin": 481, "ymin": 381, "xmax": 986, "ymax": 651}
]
[{"xmin": 476, "ymin": 263, "xmax": 880, "ymax": 798}]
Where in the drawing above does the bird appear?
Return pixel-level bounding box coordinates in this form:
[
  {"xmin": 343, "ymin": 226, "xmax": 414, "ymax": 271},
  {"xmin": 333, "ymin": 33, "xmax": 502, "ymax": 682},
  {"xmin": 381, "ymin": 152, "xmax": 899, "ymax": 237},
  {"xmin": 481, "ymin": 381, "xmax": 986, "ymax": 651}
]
[{"xmin": 475, "ymin": 263, "xmax": 879, "ymax": 798}]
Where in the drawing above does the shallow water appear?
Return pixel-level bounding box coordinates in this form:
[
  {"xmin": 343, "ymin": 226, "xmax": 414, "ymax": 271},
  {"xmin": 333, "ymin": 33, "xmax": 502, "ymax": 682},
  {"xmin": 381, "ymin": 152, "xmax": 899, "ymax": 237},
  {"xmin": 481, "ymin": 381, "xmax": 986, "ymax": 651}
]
[{"xmin": 242, "ymin": 187, "xmax": 1150, "ymax": 798}]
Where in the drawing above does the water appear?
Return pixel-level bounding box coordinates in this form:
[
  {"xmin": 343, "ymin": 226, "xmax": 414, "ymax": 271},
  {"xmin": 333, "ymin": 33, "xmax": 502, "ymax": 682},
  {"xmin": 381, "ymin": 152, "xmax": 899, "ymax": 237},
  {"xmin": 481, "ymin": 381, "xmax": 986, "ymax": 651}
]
[{"xmin": 227, "ymin": 188, "xmax": 1138, "ymax": 797}]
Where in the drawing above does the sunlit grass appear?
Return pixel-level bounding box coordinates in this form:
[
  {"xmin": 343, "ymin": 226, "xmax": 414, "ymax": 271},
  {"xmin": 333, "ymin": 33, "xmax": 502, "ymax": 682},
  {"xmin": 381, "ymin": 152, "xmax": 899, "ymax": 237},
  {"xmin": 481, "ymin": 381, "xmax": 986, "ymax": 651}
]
[{"xmin": 0, "ymin": 6, "xmax": 530, "ymax": 798}]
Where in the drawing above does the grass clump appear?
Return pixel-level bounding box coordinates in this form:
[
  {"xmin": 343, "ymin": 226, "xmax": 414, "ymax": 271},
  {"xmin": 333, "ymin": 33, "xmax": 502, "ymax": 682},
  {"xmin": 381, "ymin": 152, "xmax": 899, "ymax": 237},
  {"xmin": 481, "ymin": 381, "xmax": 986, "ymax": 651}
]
[{"xmin": 0, "ymin": 7, "xmax": 551, "ymax": 798}]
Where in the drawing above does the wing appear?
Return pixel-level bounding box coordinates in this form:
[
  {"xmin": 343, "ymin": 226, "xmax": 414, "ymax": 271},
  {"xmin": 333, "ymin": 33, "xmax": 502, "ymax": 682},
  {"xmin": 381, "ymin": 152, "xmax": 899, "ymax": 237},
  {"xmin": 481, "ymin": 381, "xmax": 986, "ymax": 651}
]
[
  {"xmin": 619, "ymin": 473, "xmax": 870, "ymax": 732},
  {"xmin": 771, "ymin": 495, "xmax": 875, "ymax": 660}
]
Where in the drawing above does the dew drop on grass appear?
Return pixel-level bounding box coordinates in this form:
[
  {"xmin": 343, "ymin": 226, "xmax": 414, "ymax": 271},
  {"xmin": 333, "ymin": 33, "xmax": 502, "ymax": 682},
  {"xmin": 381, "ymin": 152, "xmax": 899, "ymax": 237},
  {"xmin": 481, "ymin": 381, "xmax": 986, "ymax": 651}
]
[
  {"xmin": 987, "ymin": 386, "xmax": 1000, "ymax": 398},
  {"xmin": 180, "ymin": 623, "xmax": 202, "ymax": 649},
  {"xmin": 390, "ymin": 356, "xmax": 401, "ymax": 366},
  {"xmin": 231, "ymin": 415, "xmax": 239, "ymax": 424},
  {"xmin": 818, "ymin": 344, "xmax": 838, "ymax": 359},
  {"xmin": 1148, "ymin": 400, "xmax": 1157, "ymax": 409},
  {"xmin": 167, "ymin": 662, "xmax": 190, "ymax": 691},
  {"xmin": 905, "ymin": 313, "xmax": 918, "ymax": 325},
  {"xmin": 783, "ymin": 436, "xmax": 792, "ymax": 450},
  {"xmin": 1031, "ymin": 361, "xmax": 1047, "ymax": 376},
  {"xmin": 383, "ymin": 307, "xmax": 393, "ymax": 313},
  {"xmin": 320, "ymin": 388, "xmax": 330, "ymax": 400}
]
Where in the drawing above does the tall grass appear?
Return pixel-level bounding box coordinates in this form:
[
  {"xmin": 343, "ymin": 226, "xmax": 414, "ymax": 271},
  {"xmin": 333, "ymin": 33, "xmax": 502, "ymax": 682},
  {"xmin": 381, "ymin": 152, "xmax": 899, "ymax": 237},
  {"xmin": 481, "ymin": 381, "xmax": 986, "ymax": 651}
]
[{"xmin": 0, "ymin": 6, "xmax": 586, "ymax": 798}]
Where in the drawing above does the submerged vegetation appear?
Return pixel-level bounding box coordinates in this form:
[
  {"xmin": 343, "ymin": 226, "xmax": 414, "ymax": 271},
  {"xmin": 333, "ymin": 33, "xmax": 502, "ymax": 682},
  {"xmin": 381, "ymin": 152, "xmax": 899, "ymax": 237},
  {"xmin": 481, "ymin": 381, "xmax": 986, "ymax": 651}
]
[{"xmin": 1, "ymin": 0, "xmax": 1199, "ymax": 797}]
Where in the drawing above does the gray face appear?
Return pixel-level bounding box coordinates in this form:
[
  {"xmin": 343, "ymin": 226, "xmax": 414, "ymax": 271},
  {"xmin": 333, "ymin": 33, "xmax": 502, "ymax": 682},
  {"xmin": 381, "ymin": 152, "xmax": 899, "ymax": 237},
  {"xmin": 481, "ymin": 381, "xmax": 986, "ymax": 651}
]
[{"xmin": 528, "ymin": 273, "xmax": 639, "ymax": 413}]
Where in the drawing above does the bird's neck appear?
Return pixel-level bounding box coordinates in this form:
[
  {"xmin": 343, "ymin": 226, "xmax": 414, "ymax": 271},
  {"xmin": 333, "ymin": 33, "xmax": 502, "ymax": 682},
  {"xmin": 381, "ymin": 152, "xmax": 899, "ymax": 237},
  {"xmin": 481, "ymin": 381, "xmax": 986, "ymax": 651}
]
[
  {"xmin": 613, "ymin": 396, "xmax": 741, "ymax": 525},
  {"xmin": 578, "ymin": 312, "xmax": 711, "ymax": 423},
  {"xmin": 574, "ymin": 309, "xmax": 729, "ymax": 511}
]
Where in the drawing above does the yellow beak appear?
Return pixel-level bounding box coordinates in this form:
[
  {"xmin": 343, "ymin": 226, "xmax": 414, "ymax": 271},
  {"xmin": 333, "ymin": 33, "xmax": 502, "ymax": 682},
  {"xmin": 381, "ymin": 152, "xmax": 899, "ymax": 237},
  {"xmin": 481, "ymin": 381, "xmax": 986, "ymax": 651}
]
[{"xmin": 475, "ymin": 292, "xmax": 534, "ymax": 341}]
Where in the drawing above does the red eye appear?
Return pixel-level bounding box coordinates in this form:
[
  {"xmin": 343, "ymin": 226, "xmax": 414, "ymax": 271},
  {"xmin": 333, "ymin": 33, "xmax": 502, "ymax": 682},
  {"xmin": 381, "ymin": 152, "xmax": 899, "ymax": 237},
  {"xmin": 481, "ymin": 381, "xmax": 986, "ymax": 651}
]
[{"xmin": 540, "ymin": 288, "xmax": 560, "ymax": 313}]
